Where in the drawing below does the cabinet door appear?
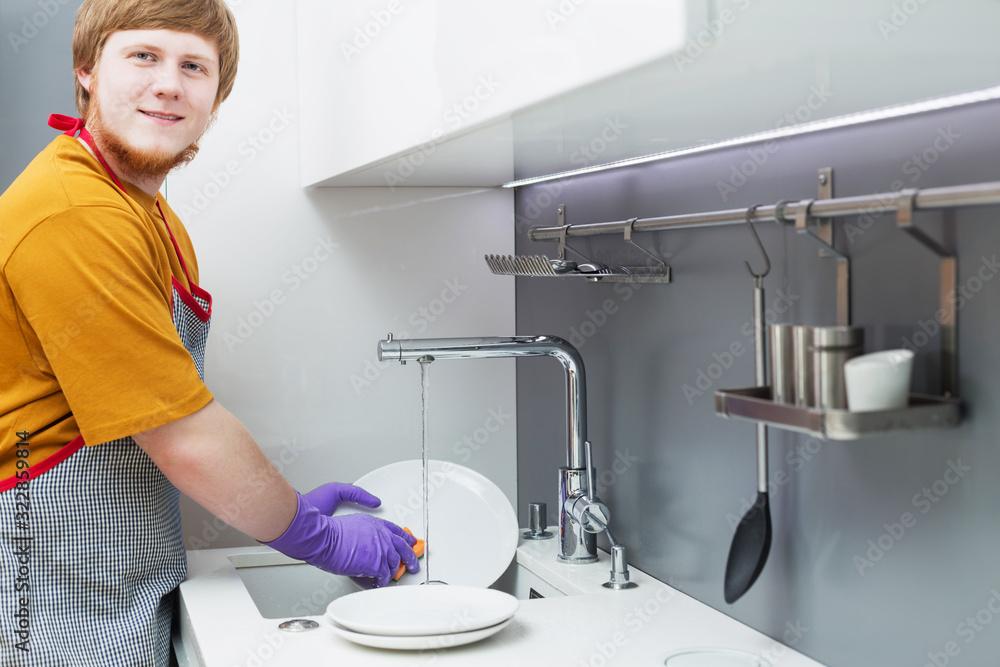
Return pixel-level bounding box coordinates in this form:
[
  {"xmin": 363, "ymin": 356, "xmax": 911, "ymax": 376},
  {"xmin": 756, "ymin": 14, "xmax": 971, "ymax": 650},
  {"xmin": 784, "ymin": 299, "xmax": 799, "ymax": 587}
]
[{"xmin": 297, "ymin": 0, "xmax": 687, "ymax": 187}]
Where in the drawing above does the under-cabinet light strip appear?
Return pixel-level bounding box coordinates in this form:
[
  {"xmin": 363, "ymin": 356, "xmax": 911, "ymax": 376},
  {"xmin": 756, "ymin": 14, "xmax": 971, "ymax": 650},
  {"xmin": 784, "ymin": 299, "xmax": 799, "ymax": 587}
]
[{"xmin": 501, "ymin": 85, "xmax": 1000, "ymax": 189}]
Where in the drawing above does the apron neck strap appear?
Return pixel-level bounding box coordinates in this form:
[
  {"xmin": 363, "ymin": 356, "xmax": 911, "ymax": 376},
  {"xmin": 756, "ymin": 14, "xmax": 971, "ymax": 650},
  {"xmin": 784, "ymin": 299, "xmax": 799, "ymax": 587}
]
[
  {"xmin": 48, "ymin": 114, "xmax": 126, "ymax": 191},
  {"xmin": 46, "ymin": 113, "xmax": 196, "ymax": 288}
]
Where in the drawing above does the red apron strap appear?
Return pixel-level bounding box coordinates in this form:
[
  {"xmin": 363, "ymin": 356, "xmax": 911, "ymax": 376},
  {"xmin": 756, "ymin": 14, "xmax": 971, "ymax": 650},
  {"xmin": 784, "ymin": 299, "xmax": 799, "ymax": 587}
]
[
  {"xmin": 48, "ymin": 114, "xmax": 127, "ymax": 191},
  {"xmin": 48, "ymin": 113, "xmax": 85, "ymax": 136},
  {"xmin": 47, "ymin": 113, "xmax": 198, "ymax": 288},
  {"xmin": 156, "ymin": 200, "xmax": 196, "ymax": 288},
  {"xmin": 78, "ymin": 128, "xmax": 127, "ymax": 191}
]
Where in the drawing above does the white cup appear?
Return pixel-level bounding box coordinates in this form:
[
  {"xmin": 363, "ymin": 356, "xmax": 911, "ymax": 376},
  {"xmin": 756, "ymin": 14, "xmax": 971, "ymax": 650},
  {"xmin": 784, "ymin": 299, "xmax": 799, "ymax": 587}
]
[{"xmin": 844, "ymin": 349, "xmax": 914, "ymax": 412}]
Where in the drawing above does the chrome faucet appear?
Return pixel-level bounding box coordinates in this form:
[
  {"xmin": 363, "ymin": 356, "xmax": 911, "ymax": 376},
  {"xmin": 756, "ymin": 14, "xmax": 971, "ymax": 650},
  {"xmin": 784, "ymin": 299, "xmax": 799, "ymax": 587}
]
[{"xmin": 377, "ymin": 333, "xmax": 607, "ymax": 563}]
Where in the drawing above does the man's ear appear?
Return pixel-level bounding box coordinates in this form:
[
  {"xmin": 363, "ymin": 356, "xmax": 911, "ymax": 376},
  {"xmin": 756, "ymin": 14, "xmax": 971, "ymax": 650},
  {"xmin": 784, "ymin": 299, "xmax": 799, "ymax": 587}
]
[{"xmin": 76, "ymin": 67, "xmax": 94, "ymax": 93}]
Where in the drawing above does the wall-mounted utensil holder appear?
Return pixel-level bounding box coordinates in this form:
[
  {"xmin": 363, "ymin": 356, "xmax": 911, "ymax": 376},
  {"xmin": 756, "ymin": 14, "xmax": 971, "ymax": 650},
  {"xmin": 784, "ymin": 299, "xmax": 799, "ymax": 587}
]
[
  {"xmin": 714, "ymin": 386, "xmax": 960, "ymax": 441},
  {"xmin": 715, "ymin": 171, "xmax": 963, "ymax": 441},
  {"xmin": 508, "ymin": 168, "xmax": 983, "ymax": 430},
  {"xmin": 485, "ymin": 205, "xmax": 672, "ymax": 284}
]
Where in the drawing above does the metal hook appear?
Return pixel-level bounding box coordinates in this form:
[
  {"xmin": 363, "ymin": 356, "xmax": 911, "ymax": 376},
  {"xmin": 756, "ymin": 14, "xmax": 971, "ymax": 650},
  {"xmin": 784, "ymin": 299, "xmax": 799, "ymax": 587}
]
[
  {"xmin": 554, "ymin": 207, "xmax": 595, "ymax": 263},
  {"xmin": 772, "ymin": 199, "xmax": 795, "ymax": 226},
  {"xmin": 743, "ymin": 205, "xmax": 771, "ymax": 279},
  {"xmin": 624, "ymin": 217, "xmax": 667, "ymax": 270}
]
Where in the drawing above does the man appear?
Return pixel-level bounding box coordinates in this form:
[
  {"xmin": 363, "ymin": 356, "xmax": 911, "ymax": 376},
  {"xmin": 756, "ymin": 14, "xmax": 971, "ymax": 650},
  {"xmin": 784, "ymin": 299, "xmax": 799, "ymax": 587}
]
[{"xmin": 0, "ymin": 1, "xmax": 418, "ymax": 664}]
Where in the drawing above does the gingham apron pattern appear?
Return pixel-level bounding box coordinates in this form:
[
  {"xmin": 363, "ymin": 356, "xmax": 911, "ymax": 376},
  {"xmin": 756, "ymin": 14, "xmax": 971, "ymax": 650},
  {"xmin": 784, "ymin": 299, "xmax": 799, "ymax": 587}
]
[
  {"xmin": 171, "ymin": 281, "xmax": 211, "ymax": 381},
  {"xmin": 0, "ymin": 115, "xmax": 213, "ymax": 666}
]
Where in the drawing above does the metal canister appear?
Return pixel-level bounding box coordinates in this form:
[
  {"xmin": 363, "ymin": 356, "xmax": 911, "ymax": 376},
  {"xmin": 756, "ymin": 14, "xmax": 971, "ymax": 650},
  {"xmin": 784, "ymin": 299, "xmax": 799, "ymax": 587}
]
[
  {"xmin": 792, "ymin": 325, "xmax": 815, "ymax": 407},
  {"xmin": 769, "ymin": 324, "xmax": 795, "ymax": 403},
  {"xmin": 811, "ymin": 326, "xmax": 864, "ymax": 409}
]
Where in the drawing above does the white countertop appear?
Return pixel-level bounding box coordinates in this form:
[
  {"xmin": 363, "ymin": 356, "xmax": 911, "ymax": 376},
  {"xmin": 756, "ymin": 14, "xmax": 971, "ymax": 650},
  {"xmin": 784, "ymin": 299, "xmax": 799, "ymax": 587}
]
[{"xmin": 177, "ymin": 535, "xmax": 825, "ymax": 666}]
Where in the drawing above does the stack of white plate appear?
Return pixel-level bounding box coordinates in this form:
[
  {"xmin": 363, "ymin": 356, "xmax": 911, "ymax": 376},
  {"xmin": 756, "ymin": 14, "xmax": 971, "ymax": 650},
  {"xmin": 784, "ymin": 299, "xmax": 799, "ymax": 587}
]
[
  {"xmin": 326, "ymin": 585, "xmax": 519, "ymax": 650},
  {"xmin": 326, "ymin": 459, "xmax": 521, "ymax": 650}
]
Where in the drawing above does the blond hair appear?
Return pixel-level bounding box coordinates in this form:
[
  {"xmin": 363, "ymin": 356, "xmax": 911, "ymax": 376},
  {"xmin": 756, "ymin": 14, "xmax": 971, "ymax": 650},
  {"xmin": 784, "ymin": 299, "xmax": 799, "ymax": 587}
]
[{"xmin": 72, "ymin": 0, "xmax": 239, "ymax": 117}]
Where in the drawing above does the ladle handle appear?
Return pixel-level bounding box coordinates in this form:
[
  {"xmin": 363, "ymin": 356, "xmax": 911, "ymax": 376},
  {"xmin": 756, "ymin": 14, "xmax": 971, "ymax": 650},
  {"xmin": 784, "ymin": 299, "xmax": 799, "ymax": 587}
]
[{"xmin": 753, "ymin": 277, "xmax": 769, "ymax": 493}]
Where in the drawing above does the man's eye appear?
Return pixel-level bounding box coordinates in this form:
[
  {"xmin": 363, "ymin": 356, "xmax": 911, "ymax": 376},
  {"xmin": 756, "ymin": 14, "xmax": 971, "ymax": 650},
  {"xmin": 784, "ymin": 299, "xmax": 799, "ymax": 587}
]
[
  {"xmin": 183, "ymin": 63, "xmax": 205, "ymax": 73},
  {"xmin": 133, "ymin": 52, "xmax": 155, "ymax": 62}
]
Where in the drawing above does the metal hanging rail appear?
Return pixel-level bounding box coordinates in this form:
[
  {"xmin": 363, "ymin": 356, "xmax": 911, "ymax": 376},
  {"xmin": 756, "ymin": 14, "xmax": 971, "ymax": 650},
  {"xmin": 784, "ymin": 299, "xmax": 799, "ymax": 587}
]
[
  {"xmin": 516, "ymin": 167, "xmax": 1000, "ymax": 439},
  {"xmin": 528, "ymin": 180, "xmax": 1000, "ymax": 241}
]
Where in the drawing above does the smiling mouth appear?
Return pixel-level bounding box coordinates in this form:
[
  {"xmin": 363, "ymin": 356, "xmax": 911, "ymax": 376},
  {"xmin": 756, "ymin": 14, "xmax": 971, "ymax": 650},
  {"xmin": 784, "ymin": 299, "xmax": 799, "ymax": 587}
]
[{"xmin": 139, "ymin": 109, "xmax": 184, "ymax": 122}]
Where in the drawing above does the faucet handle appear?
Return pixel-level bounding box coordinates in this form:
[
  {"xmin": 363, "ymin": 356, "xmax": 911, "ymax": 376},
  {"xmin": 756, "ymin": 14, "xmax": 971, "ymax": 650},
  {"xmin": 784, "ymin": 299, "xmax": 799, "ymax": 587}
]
[
  {"xmin": 567, "ymin": 440, "xmax": 610, "ymax": 535},
  {"xmin": 585, "ymin": 441, "xmax": 598, "ymax": 501},
  {"xmin": 522, "ymin": 502, "xmax": 554, "ymax": 540}
]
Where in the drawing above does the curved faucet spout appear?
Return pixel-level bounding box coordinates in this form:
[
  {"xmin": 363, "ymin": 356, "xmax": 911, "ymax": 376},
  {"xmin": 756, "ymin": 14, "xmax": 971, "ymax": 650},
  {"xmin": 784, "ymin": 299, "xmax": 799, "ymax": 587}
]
[{"xmin": 377, "ymin": 334, "xmax": 588, "ymax": 469}]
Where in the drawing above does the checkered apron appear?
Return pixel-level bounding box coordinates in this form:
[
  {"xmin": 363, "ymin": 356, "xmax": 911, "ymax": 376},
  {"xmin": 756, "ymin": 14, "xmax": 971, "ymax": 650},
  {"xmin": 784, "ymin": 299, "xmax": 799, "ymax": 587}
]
[{"xmin": 0, "ymin": 115, "xmax": 213, "ymax": 666}]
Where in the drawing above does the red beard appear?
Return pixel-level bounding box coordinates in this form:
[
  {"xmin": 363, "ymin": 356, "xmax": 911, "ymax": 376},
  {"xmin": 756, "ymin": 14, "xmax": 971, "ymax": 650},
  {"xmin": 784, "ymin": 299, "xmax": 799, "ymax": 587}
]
[{"xmin": 86, "ymin": 80, "xmax": 201, "ymax": 180}]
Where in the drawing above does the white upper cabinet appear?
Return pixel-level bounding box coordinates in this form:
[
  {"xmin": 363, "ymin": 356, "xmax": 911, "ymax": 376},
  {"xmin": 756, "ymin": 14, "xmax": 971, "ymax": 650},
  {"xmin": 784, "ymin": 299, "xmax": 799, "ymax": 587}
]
[{"xmin": 296, "ymin": 0, "xmax": 687, "ymax": 187}]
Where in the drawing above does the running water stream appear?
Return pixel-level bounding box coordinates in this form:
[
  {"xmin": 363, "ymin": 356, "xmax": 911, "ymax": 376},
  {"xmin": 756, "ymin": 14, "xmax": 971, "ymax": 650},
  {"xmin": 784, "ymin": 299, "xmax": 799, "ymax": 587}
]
[{"xmin": 417, "ymin": 357, "xmax": 435, "ymax": 585}]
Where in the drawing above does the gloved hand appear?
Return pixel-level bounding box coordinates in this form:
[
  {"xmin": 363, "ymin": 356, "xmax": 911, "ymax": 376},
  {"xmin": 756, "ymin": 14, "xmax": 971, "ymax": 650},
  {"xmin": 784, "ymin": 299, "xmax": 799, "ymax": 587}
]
[
  {"xmin": 261, "ymin": 492, "xmax": 420, "ymax": 587},
  {"xmin": 302, "ymin": 482, "xmax": 382, "ymax": 514}
]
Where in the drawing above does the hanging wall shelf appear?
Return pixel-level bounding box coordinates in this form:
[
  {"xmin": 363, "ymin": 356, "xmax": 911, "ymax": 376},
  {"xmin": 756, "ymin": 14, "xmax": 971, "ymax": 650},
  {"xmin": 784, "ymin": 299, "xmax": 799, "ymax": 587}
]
[{"xmin": 487, "ymin": 167, "xmax": 1000, "ymax": 439}]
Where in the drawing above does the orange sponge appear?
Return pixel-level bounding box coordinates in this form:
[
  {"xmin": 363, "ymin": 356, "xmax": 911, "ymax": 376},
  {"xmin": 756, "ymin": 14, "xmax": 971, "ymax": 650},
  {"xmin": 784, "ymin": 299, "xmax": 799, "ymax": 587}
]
[{"xmin": 393, "ymin": 527, "xmax": 426, "ymax": 582}]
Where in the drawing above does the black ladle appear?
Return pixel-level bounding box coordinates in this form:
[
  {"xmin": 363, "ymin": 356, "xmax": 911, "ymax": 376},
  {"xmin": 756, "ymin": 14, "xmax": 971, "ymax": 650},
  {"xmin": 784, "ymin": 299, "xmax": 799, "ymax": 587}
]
[{"xmin": 724, "ymin": 206, "xmax": 772, "ymax": 604}]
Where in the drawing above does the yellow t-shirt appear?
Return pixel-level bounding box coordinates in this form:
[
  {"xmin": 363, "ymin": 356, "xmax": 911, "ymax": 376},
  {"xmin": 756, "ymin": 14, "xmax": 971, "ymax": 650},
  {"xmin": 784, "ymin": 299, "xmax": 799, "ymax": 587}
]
[{"xmin": 0, "ymin": 132, "xmax": 214, "ymax": 482}]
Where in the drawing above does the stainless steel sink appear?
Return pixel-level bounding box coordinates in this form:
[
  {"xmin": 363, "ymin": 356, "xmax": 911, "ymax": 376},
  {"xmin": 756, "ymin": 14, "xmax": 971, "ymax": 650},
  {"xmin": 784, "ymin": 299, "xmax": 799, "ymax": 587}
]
[{"xmin": 230, "ymin": 550, "xmax": 550, "ymax": 620}]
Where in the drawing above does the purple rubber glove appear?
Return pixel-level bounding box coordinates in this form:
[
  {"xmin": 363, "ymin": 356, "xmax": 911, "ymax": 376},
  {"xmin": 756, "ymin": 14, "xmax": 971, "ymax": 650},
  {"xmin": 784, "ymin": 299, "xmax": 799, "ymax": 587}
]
[
  {"xmin": 261, "ymin": 492, "xmax": 419, "ymax": 587},
  {"xmin": 302, "ymin": 482, "xmax": 382, "ymax": 515}
]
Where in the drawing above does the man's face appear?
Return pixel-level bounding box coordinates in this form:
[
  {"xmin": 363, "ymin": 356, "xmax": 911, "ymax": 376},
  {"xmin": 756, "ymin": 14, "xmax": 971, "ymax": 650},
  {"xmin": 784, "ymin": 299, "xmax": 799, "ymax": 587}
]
[{"xmin": 76, "ymin": 28, "xmax": 220, "ymax": 177}]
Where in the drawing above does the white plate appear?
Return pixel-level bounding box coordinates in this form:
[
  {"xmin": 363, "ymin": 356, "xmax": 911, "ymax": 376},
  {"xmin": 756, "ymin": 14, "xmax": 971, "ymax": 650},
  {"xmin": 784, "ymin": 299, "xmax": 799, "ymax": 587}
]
[
  {"xmin": 326, "ymin": 584, "xmax": 519, "ymax": 637},
  {"xmin": 663, "ymin": 648, "xmax": 772, "ymax": 666},
  {"xmin": 329, "ymin": 616, "xmax": 513, "ymax": 651},
  {"xmin": 335, "ymin": 459, "xmax": 519, "ymax": 588}
]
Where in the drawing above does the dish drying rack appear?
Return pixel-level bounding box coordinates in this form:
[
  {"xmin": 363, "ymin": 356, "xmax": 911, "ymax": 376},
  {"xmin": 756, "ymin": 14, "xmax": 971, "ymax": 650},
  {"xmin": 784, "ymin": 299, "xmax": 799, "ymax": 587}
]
[{"xmin": 485, "ymin": 206, "xmax": 672, "ymax": 284}]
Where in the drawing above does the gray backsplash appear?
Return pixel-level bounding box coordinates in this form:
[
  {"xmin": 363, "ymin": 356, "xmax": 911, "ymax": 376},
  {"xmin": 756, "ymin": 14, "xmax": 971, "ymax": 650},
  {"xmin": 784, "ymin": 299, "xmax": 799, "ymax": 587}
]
[
  {"xmin": 0, "ymin": 0, "xmax": 83, "ymax": 191},
  {"xmin": 515, "ymin": 99, "xmax": 1000, "ymax": 666}
]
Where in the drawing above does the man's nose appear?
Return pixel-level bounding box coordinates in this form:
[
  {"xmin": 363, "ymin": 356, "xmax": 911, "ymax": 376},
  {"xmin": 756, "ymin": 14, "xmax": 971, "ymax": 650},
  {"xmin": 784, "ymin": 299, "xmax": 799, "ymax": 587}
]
[{"xmin": 149, "ymin": 63, "xmax": 184, "ymax": 100}]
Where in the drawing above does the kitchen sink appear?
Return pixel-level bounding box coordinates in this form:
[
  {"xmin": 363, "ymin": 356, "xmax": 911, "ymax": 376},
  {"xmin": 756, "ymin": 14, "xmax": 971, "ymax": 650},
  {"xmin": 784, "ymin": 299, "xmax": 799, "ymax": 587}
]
[{"xmin": 230, "ymin": 549, "xmax": 568, "ymax": 619}]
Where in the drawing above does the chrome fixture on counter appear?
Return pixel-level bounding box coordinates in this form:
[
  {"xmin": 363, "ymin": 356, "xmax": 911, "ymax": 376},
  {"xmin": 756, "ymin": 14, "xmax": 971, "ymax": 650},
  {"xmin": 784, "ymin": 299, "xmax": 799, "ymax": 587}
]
[
  {"xmin": 522, "ymin": 502, "xmax": 553, "ymax": 541},
  {"xmin": 377, "ymin": 333, "xmax": 606, "ymax": 564}
]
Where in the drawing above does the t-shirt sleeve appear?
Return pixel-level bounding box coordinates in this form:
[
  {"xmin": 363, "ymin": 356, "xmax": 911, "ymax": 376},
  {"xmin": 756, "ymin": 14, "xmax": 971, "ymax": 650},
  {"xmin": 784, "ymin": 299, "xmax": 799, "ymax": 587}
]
[{"xmin": 4, "ymin": 205, "xmax": 214, "ymax": 445}]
